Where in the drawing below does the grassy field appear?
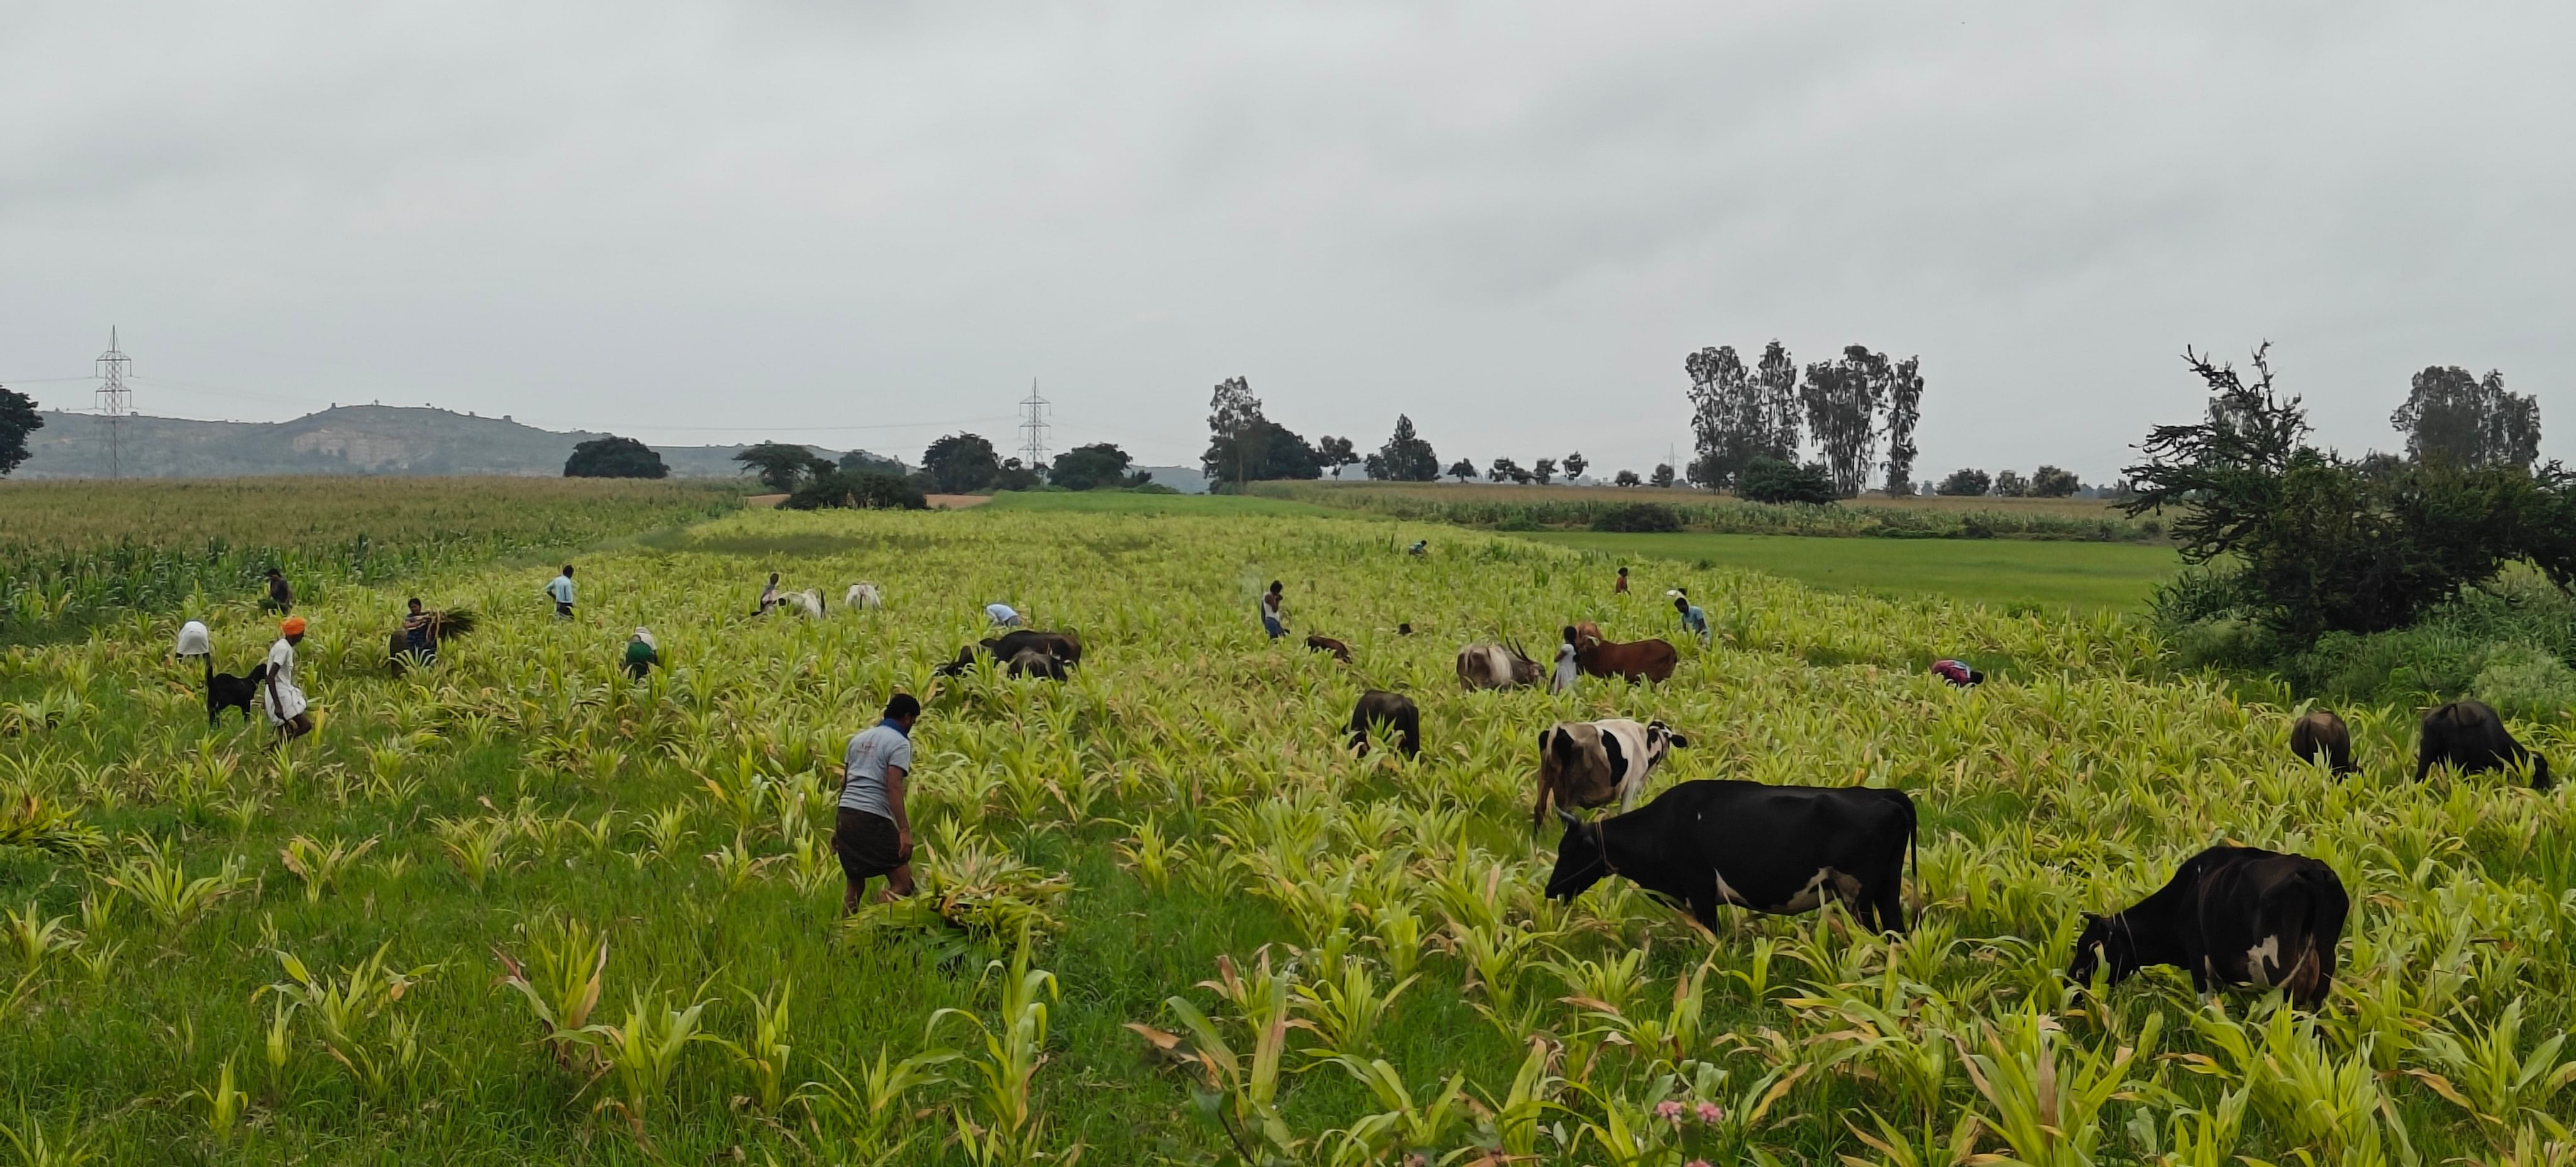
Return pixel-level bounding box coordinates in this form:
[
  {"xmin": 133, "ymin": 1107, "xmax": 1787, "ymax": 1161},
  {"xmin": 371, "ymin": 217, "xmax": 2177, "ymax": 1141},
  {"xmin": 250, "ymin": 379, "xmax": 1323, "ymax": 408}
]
[
  {"xmin": 0, "ymin": 477, "xmax": 740, "ymax": 644},
  {"xmin": 1, "ymin": 497, "xmax": 2570, "ymax": 1164},
  {"xmin": 1525, "ymin": 531, "xmax": 2182, "ymax": 614}
]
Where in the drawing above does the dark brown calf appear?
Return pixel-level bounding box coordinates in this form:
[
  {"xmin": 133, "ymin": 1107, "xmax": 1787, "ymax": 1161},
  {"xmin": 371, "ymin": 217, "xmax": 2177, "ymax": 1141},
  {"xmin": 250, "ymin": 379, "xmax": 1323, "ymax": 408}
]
[{"xmin": 2288, "ymin": 711, "xmax": 2355, "ymax": 775}]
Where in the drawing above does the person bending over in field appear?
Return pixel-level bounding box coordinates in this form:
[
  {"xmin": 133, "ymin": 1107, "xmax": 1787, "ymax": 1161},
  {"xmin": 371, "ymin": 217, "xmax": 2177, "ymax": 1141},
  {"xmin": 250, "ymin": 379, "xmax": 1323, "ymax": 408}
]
[
  {"xmin": 624, "ymin": 627, "xmax": 659, "ymax": 680},
  {"xmin": 264, "ymin": 617, "xmax": 314, "ymax": 749},
  {"xmin": 545, "ymin": 564, "xmax": 576, "ymax": 619},
  {"xmin": 757, "ymin": 572, "xmax": 781, "ymax": 616},
  {"xmin": 264, "ymin": 567, "xmax": 294, "ymax": 615},
  {"xmin": 985, "ymin": 601, "xmax": 1025, "ymax": 628},
  {"xmin": 1673, "ymin": 593, "xmax": 1711, "ymax": 645},
  {"xmin": 1931, "ymin": 658, "xmax": 1985, "ymax": 687},
  {"xmin": 836, "ymin": 693, "xmax": 921, "ymax": 914},
  {"xmin": 1262, "ymin": 580, "xmax": 1287, "ymax": 639}
]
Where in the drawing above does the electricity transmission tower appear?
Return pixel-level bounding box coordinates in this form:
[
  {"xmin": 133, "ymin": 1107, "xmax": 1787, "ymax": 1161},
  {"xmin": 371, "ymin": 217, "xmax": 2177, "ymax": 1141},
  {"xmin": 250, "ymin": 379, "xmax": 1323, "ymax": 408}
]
[
  {"xmin": 94, "ymin": 328, "xmax": 133, "ymax": 479},
  {"xmin": 1018, "ymin": 379, "xmax": 1050, "ymax": 470}
]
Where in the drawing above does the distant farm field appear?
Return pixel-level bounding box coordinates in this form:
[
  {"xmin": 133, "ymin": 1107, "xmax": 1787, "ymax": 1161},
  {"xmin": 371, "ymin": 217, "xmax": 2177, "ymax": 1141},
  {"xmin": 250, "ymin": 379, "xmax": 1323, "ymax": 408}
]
[
  {"xmin": 1256, "ymin": 480, "xmax": 2161, "ymax": 543},
  {"xmin": 1287, "ymin": 478, "xmax": 2130, "ymax": 519},
  {"xmin": 0, "ymin": 477, "xmax": 741, "ymax": 643},
  {"xmin": 1524, "ymin": 530, "xmax": 2183, "ymax": 613},
  {"xmin": 1, "ymin": 490, "xmax": 2570, "ymax": 1164}
]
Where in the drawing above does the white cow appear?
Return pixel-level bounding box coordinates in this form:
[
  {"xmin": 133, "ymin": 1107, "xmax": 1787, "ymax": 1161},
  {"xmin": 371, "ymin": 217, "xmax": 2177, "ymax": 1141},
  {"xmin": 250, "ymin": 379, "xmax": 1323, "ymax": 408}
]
[
  {"xmin": 777, "ymin": 590, "xmax": 825, "ymax": 618},
  {"xmin": 845, "ymin": 582, "xmax": 884, "ymax": 610}
]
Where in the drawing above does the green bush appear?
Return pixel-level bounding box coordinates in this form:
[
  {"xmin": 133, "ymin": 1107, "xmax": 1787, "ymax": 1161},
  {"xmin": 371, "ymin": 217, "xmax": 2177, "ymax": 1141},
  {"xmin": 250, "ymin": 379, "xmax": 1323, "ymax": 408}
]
[
  {"xmin": 1590, "ymin": 502, "xmax": 1683, "ymax": 533},
  {"xmin": 2472, "ymin": 644, "xmax": 2576, "ymax": 722},
  {"xmin": 781, "ymin": 470, "xmax": 928, "ymax": 512},
  {"xmin": 1738, "ymin": 458, "xmax": 1838, "ymax": 506}
]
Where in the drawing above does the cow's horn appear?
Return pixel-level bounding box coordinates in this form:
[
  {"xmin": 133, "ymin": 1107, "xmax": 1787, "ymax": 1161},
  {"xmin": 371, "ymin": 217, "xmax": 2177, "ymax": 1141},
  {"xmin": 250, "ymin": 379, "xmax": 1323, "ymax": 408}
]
[{"xmin": 1554, "ymin": 809, "xmax": 1580, "ymax": 827}]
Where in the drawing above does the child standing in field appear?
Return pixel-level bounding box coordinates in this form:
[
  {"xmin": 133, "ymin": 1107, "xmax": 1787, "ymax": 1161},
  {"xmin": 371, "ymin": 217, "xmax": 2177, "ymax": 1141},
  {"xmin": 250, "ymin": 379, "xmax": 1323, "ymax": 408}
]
[
  {"xmin": 835, "ymin": 694, "xmax": 921, "ymax": 914},
  {"xmin": 1550, "ymin": 626, "xmax": 1580, "ymax": 694},
  {"xmin": 264, "ymin": 567, "xmax": 293, "ymax": 615},
  {"xmin": 1614, "ymin": 566, "xmax": 1629, "ymax": 595},
  {"xmin": 545, "ymin": 565, "xmax": 576, "ymax": 619},
  {"xmin": 1261, "ymin": 581, "xmax": 1287, "ymax": 639},
  {"xmin": 263, "ymin": 617, "xmax": 314, "ymax": 748}
]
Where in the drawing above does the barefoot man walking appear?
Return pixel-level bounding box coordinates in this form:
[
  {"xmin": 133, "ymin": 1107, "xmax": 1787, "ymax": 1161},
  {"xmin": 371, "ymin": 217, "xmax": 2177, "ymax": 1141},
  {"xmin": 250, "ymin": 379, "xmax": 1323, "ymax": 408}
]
[{"xmin": 834, "ymin": 694, "xmax": 920, "ymax": 914}]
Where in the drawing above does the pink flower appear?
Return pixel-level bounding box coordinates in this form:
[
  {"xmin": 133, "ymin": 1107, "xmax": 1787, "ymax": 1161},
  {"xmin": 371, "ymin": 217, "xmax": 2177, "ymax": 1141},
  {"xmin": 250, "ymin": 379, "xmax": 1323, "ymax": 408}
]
[
  {"xmin": 1655, "ymin": 1100, "xmax": 1685, "ymax": 1124},
  {"xmin": 1696, "ymin": 1101, "xmax": 1724, "ymax": 1125}
]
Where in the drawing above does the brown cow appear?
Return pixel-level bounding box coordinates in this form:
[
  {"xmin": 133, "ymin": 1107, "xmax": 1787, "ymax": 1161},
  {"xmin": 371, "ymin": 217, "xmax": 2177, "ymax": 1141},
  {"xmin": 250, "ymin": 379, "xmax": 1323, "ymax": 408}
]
[
  {"xmin": 1531, "ymin": 717, "xmax": 1687, "ymax": 831},
  {"xmin": 1457, "ymin": 642, "xmax": 1543, "ymax": 690},
  {"xmin": 2289, "ymin": 711, "xmax": 2355, "ymax": 775},
  {"xmin": 1306, "ymin": 635, "xmax": 1353, "ymax": 663},
  {"xmin": 1572, "ymin": 630, "xmax": 1677, "ymax": 683}
]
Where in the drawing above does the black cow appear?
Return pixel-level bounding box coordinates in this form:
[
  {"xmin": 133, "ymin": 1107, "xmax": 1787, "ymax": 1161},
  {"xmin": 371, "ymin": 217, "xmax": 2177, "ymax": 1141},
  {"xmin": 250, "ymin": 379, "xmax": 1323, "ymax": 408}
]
[
  {"xmin": 1544, "ymin": 780, "xmax": 1916, "ymax": 934},
  {"xmin": 1345, "ymin": 690, "xmax": 1420, "ymax": 759},
  {"xmin": 2416, "ymin": 700, "xmax": 2551, "ymax": 789},
  {"xmin": 936, "ymin": 629, "xmax": 1084, "ymax": 678},
  {"xmin": 2067, "ymin": 846, "xmax": 2347, "ymax": 1008}
]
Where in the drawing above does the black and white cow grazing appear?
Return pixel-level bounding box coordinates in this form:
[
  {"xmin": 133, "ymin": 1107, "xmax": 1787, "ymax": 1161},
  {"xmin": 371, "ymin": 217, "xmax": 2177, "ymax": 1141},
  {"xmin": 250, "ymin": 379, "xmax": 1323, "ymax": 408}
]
[
  {"xmin": 1530, "ymin": 719, "xmax": 1688, "ymax": 831},
  {"xmin": 1544, "ymin": 780, "xmax": 1916, "ymax": 934},
  {"xmin": 2067, "ymin": 846, "xmax": 2348, "ymax": 1008}
]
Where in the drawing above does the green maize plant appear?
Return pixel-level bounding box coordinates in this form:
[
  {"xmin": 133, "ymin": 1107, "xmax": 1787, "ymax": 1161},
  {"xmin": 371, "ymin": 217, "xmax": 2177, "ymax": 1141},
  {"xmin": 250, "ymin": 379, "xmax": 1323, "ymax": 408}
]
[
  {"xmin": 260, "ymin": 943, "xmax": 437, "ymax": 1105},
  {"xmin": 572, "ymin": 988, "xmax": 716, "ymax": 1127},
  {"xmin": 714, "ymin": 982, "xmax": 795, "ymax": 1114},
  {"xmin": 192, "ymin": 1058, "xmax": 248, "ymax": 1149},
  {"xmin": 492, "ymin": 916, "xmax": 609, "ymax": 1070},
  {"xmin": 797, "ymin": 1043, "xmax": 963, "ymax": 1167},
  {"xmin": 103, "ymin": 842, "xmax": 245, "ymax": 931},
  {"xmin": 930, "ymin": 943, "xmax": 1062, "ymax": 1165},
  {"xmin": 277, "ymin": 836, "xmax": 377, "ymax": 904},
  {"xmin": 3, "ymin": 902, "xmax": 77, "ymax": 977}
]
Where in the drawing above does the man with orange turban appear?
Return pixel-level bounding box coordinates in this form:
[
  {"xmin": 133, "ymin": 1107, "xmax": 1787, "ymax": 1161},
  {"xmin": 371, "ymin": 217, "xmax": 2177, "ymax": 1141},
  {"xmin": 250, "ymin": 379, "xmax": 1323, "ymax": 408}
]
[{"xmin": 264, "ymin": 617, "xmax": 314, "ymax": 746}]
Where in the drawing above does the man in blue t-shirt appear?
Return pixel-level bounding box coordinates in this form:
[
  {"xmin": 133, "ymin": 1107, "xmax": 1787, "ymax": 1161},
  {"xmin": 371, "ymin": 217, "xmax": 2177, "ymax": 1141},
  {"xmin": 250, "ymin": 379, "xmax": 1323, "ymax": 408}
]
[
  {"xmin": 834, "ymin": 694, "xmax": 921, "ymax": 914},
  {"xmin": 1673, "ymin": 593, "xmax": 1710, "ymax": 644}
]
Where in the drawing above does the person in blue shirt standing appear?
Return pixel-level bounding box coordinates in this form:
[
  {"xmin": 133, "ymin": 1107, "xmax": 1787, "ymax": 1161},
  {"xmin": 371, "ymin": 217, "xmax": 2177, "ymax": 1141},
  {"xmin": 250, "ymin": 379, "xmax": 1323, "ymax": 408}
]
[
  {"xmin": 835, "ymin": 693, "xmax": 921, "ymax": 914},
  {"xmin": 1673, "ymin": 592, "xmax": 1710, "ymax": 645},
  {"xmin": 545, "ymin": 564, "xmax": 576, "ymax": 619}
]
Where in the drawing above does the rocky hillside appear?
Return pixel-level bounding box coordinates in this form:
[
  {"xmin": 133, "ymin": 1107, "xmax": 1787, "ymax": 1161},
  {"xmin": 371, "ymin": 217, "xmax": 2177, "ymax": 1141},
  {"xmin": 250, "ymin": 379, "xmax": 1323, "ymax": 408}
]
[{"xmin": 14, "ymin": 406, "xmax": 896, "ymax": 480}]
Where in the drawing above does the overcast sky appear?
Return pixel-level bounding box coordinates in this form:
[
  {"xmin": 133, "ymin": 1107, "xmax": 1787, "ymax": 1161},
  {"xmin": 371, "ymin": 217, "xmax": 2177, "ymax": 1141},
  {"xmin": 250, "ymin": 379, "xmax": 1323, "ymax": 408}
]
[{"xmin": 3, "ymin": 3, "xmax": 2568, "ymax": 482}]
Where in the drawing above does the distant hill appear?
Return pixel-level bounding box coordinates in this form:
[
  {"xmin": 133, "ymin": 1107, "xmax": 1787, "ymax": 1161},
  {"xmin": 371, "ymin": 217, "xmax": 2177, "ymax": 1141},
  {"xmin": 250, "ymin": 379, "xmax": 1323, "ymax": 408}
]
[
  {"xmin": 12, "ymin": 406, "xmax": 901, "ymax": 481},
  {"xmin": 1135, "ymin": 465, "xmax": 1208, "ymax": 494}
]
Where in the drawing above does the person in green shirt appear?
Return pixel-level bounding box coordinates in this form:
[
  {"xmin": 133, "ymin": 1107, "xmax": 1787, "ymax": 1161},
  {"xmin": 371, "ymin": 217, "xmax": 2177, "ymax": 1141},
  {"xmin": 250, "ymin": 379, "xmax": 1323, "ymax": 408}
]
[{"xmin": 624, "ymin": 627, "xmax": 659, "ymax": 680}]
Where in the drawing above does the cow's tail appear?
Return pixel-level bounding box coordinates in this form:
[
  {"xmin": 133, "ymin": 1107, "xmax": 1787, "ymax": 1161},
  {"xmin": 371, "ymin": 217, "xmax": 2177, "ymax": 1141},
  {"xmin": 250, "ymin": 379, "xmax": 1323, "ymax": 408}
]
[
  {"xmin": 1530, "ymin": 777, "xmax": 1552, "ymax": 838},
  {"xmin": 2280, "ymin": 864, "xmax": 2345, "ymax": 1008}
]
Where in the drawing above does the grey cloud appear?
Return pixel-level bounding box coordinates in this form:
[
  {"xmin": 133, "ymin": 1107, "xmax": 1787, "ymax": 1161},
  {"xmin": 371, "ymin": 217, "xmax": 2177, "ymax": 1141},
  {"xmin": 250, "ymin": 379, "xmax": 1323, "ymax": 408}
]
[{"xmin": 1, "ymin": 1, "xmax": 2567, "ymax": 480}]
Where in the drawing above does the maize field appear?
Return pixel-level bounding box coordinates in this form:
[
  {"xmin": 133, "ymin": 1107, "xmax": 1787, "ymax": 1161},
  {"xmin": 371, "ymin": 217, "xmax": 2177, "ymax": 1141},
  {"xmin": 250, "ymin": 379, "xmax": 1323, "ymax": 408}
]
[{"xmin": 0, "ymin": 501, "xmax": 2571, "ymax": 1164}]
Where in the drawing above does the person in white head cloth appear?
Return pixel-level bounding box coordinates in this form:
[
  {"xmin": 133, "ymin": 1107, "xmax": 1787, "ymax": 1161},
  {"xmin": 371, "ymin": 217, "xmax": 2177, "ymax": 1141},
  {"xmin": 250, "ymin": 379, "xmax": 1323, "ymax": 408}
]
[
  {"xmin": 625, "ymin": 627, "xmax": 660, "ymax": 680},
  {"xmin": 1550, "ymin": 625, "xmax": 1580, "ymax": 694},
  {"xmin": 175, "ymin": 620, "xmax": 212, "ymax": 659}
]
